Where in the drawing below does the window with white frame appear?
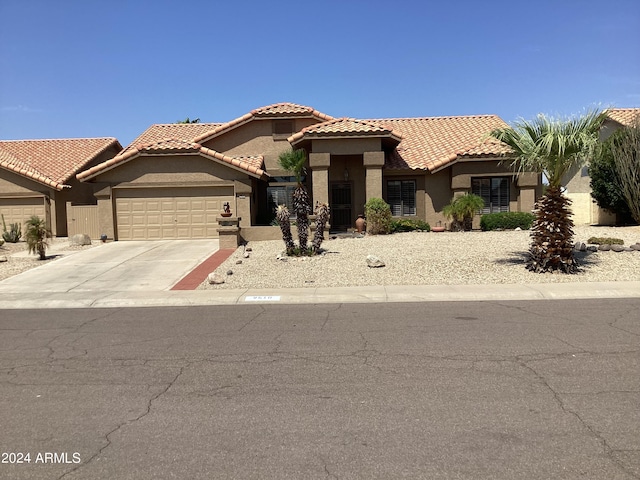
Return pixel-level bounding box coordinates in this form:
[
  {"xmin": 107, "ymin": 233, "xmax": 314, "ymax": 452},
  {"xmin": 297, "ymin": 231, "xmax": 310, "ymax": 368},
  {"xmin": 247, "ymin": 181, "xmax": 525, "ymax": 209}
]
[
  {"xmin": 387, "ymin": 180, "xmax": 416, "ymax": 216},
  {"xmin": 472, "ymin": 177, "xmax": 510, "ymax": 214}
]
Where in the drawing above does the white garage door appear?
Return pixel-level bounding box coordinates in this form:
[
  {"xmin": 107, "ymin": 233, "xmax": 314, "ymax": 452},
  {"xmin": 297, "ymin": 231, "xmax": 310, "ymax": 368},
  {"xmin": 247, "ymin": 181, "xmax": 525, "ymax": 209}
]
[
  {"xmin": 115, "ymin": 187, "xmax": 234, "ymax": 240},
  {"xmin": 0, "ymin": 197, "xmax": 46, "ymax": 231}
]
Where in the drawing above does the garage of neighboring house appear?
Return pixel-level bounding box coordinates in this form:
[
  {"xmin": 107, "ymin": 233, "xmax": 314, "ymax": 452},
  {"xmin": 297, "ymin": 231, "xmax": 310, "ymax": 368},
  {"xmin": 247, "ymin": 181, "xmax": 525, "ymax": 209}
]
[
  {"xmin": 0, "ymin": 196, "xmax": 47, "ymax": 230},
  {"xmin": 114, "ymin": 186, "xmax": 234, "ymax": 240},
  {"xmin": 0, "ymin": 138, "xmax": 122, "ymax": 236}
]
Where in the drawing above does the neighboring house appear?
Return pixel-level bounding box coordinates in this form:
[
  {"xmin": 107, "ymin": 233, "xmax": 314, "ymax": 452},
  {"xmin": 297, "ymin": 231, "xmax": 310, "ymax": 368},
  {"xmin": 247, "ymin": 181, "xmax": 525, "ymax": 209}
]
[
  {"xmin": 0, "ymin": 138, "xmax": 122, "ymax": 237},
  {"xmin": 77, "ymin": 102, "xmax": 542, "ymax": 240},
  {"xmin": 563, "ymin": 108, "xmax": 640, "ymax": 225}
]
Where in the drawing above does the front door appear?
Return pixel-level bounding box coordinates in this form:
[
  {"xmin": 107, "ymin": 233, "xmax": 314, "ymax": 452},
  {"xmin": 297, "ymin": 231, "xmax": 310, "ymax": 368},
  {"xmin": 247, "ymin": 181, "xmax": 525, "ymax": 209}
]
[{"xmin": 331, "ymin": 183, "xmax": 352, "ymax": 231}]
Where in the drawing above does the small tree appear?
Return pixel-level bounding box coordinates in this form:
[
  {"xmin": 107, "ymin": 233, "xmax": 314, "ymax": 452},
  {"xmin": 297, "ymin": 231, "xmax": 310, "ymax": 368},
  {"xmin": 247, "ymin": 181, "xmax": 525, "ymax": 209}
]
[
  {"xmin": 608, "ymin": 119, "xmax": 640, "ymax": 224},
  {"xmin": 176, "ymin": 117, "xmax": 200, "ymax": 124},
  {"xmin": 442, "ymin": 194, "xmax": 484, "ymax": 231},
  {"xmin": 589, "ymin": 136, "xmax": 634, "ymax": 223},
  {"xmin": 25, "ymin": 216, "xmax": 51, "ymax": 260},
  {"xmin": 364, "ymin": 198, "xmax": 392, "ymax": 234}
]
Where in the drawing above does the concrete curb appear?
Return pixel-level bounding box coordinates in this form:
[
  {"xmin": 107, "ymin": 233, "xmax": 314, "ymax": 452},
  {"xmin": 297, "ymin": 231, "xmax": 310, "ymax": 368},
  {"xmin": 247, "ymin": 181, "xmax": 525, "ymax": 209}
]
[{"xmin": 0, "ymin": 281, "xmax": 638, "ymax": 309}]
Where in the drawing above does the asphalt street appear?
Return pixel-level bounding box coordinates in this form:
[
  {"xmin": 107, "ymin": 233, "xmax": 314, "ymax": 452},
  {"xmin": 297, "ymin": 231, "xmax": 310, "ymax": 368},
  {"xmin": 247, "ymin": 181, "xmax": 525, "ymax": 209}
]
[{"xmin": 1, "ymin": 299, "xmax": 639, "ymax": 479}]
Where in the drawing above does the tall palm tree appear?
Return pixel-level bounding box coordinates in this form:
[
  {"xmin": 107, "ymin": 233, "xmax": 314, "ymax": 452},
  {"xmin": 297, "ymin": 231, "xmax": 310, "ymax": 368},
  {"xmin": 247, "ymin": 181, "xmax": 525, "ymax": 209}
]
[
  {"xmin": 278, "ymin": 148, "xmax": 311, "ymax": 251},
  {"xmin": 490, "ymin": 110, "xmax": 606, "ymax": 273}
]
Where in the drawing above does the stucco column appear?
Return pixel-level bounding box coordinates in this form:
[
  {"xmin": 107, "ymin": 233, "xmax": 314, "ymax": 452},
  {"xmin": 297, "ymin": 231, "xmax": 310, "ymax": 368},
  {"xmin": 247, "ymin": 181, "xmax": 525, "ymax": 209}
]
[
  {"xmin": 310, "ymin": 153, "xmax": 330, "ymax": 205},
  {"xmin": 519, "ymin": 187, "xmax": 536, "ymax": 213},
  {"xmin": 517, "ymin": 172, "xmax": 539, "ymax": 213},
  {"xmin": 234, "ymin": 180, "xmax": 252, "ymax": 228},
  {"xmin": 363, "ymin": 151, "xmax": 384, "ymax": 200}
]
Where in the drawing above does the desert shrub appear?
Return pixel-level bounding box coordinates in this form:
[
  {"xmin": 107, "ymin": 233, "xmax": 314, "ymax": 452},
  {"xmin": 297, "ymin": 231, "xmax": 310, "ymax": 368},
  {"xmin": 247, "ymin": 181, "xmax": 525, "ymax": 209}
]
[
  {"xmin": 480, "ymin": 212, "xmax": 535, "ymax": 231},
  {"xmin": 1, "ymin": 214, "xmax": 22, "ymax": 243},
  {"xmin": 390, "ymin": 219, "xmax": 431, "ymax": 233},
  {"xmin": 587, "ymin": 237, "xmax": 624, "ymax": 245},
  {"xmin": 364, "ymin": 198, "xmax": 392, "ymax": 235}
]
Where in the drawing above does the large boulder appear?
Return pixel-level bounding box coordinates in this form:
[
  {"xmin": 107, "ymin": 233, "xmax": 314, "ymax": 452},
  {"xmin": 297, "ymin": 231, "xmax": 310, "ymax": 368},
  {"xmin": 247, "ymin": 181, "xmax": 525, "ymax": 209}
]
[
  {"xmin": 366, "ymin": 255, "xmax": 386, "ymax": 268},
  {"xmin": 207, "ymin": 272, "xmax": 225, "ymax": 284},
  {"xmin": 70, "ymin": 234, "xmax": 91, "ymax": 246}
]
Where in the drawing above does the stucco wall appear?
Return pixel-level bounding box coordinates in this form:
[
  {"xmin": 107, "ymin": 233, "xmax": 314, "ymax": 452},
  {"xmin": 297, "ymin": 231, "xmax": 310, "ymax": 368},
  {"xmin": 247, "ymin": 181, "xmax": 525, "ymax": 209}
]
[
  {"xmin": 203, "ymin": 118, "xmax": 320, "ymax": 174},
  {"xmin": 311, "ymin": 138, "xmax": 382, "ymax": 156},
  {"xmin": 90, "ymin": 154, "xmax": 247, "ymax": 185}
]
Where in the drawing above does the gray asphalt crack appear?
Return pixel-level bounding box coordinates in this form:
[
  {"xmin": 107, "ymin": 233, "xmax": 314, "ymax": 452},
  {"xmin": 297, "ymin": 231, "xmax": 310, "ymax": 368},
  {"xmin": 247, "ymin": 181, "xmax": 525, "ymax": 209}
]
[
  {"xmin": 521, "ymin": 359, "xmax": 640, "ymax": 479},
  {"xmin": 57, "ymin": 363, "xmax": 189, "ymax": 480}
]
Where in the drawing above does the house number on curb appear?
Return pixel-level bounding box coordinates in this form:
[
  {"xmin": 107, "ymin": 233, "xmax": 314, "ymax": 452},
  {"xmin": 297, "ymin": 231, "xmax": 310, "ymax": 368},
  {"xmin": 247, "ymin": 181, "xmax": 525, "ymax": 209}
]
[{"xmin": 245, "ymin": 296, "xmax": 281, "ymax": 302}]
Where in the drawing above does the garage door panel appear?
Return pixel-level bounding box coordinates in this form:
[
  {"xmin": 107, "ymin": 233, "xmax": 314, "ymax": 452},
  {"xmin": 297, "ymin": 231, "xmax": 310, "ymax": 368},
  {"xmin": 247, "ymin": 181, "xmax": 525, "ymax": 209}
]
[
  {"xmin": 0, "ymin": 197, "xmax": 46, "ymax": 230},
  {"xmin": 116, "ymin": 188, "xmax": 233, "ymax": 240}
]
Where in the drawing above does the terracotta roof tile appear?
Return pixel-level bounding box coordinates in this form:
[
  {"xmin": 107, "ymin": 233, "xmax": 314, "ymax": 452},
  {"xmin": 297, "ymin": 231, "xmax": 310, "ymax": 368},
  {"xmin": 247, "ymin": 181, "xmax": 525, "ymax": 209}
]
[
  {"xmin": 366, "ymin": 115, "xmax": 510, "ymax": 171},
  {"xmin": 120, "ymin": 123, "xmax": 223, "ymax": 157},
  {"xmin": 606, "ymin": 108, "xmax": 640, "ymax": 126},
  {"xmin": 0, "ymin": 138, "xmax": 121, "ymax": 190},
  {"xmin": 193, "ymin": 103, "xmax": 333, "ymax": 144},
  {"xmin": 288, "ymin": 117, "xmax": 403, "ymax": 143},
  {"xmin": 77, "ymin": 139, "xmax": 267, "ymax": 181}
]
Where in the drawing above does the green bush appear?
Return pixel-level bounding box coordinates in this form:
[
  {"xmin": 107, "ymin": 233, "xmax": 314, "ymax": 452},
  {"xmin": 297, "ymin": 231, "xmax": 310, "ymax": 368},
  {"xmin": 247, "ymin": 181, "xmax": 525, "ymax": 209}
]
[
  {"xmin": 364, "ymin": 198, "xmax": 392, "ymax": 235},
  {"xmin": 480, "ymin": 212, "xmax": 535, "ymax": 231},
  {"xmin": 587, "ymin": 237, "xmax": 624, "ymax": 245},
  {"xmin": 390, "ymin": 219, "xmax": 431, "ymax": 233}
]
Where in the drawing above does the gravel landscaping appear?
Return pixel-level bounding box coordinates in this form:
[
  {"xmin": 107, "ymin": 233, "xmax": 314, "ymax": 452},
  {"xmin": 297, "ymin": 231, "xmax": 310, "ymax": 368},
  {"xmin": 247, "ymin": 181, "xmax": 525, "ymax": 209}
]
[
  {"xmin": 1, "ymin": 226, "xmax": 638, "ymax": 288},
  {"xmin": 199, "ymin": 225, "xmax": 640, "ymax": 290}
]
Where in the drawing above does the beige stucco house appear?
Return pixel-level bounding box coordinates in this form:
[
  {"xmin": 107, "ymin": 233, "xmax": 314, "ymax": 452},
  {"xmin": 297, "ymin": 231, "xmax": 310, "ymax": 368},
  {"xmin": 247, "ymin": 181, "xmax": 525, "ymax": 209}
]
[
  {"xmin": 563, "ymin": 108, "xmax": 640, "ymax": 225},
  {"xmin": 74, "ymin": 102, "xmax": 542, "ymax": 240},
  {"xmin": 0, "ymin": 138, "xmax": 122, "ymax": 237}
]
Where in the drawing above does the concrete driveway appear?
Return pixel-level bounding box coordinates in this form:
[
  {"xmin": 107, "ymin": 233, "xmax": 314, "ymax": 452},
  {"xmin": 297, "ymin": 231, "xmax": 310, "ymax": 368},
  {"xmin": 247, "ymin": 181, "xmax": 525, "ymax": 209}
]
[{"xmin": 0, "ymin": 240, "xmax": 219, "ymax": 297}]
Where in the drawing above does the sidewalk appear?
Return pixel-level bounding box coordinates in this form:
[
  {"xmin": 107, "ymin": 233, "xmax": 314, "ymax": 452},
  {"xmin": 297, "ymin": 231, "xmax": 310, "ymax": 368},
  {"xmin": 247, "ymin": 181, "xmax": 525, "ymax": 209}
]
[{"xmin": 0, "ymin": 281, "xmax": 638, "ymax": 309}]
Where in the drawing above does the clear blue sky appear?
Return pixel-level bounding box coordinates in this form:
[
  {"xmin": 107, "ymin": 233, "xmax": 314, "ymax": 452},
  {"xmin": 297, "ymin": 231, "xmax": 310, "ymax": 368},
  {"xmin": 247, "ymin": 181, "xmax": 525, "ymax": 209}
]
[{"xmin": 1, "ymin": 0, "xmax": 639, "ymax": 147}]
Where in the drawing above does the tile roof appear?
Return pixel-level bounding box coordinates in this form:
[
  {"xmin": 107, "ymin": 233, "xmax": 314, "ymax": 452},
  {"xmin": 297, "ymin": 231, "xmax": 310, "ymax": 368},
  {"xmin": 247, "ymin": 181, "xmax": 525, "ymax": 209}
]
[
  {"xmin": 605, "ymin": 108, "xmax": 640, "ymax": 126},
  {"xmin": 77, "ymin": 138, "xmax": 267, "ymax": 181},
  {"xmin": 120, "ymin": 123, "xmax": 223, "ymax": 157},
  {"xmin": 193, "ymin": 102, "xmax": 334, "ymax": 144},
  {"xmin": 367, "ymin": 115, "xmax": 511, "ymax": 171},
  {"xmin": 0, "ymin": 138, "xmax": 121, "ymax": 190},
  {"xmin": 288, "ymin": 117, "xmax": 403, "ymax": 144}
]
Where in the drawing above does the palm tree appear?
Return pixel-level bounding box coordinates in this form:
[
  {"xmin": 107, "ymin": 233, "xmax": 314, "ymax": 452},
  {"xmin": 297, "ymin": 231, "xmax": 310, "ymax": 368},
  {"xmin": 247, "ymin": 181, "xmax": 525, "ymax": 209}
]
[
  {"xmin": 443, "ymin": 194, "xmax": 484, "ymax": 231},
  {"xmin": 490, "ymin": 110, "xmax": 606, "ymax": 273},
  {"xmin": 278, "ymin": 148, "xmax": 311, "ymax": 251},
  {"xmin": 25, "ymin": 216, "xmax": 51, "ymax": 260}
]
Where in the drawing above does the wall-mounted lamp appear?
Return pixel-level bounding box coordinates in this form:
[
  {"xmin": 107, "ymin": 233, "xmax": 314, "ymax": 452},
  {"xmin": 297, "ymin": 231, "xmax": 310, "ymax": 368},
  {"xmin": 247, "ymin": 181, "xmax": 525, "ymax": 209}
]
[{"xmin": 343, "ymin": 168, "xmax": 349, "ymax": 181}]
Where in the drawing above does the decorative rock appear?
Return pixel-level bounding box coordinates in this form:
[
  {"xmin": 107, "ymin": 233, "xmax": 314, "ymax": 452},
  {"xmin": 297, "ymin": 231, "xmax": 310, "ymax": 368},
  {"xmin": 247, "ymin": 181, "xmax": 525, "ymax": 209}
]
[
  {"xmin": 598, "ymin": 244, "xmax": 611, "ymax": 251},
  {"xmin": 586, "ymin": 246, "xmax": 598, "ymax": 252},
  {"xmin": 630, "ymin": 243, "xmax": 640, "ymax": 251},
  {"xmin": 579, "ymin": 243, "xmax": 587, "ymax": 252},
  {"xmin": 226, "ymin": 269, "xmax": 233, "ymax": 275},
  {"xmin": 611, "ymin": 244, "xmax": 625, "ymax": 252},
  {"xmin": 70, "ymin": 233, "xmax": 91, "ymax": 246},
  {"xmin": 243, "ymin": 252, "xmax": 250, "ymax": 258},
  {"xmin": 207, "ymin": 272, "xmax": 225, "ymax": 284},
  {"xmin": 236, "ymin": 260, "xmax": 243, "ymax": 264},
  {"xmin": 574, "ymin": 242, "xmax": 586, "ymax": 251},
  {"xmin": 514, "ymin": 227, "xmax": 522, "ymax": 231},
  {"xmin": 245, "ymin": 247, "xmax": 252, "ymax": 252},
  {"xmin": 0, "ymin": 255, "xmax": 7, "ymax": 263},
  {"xmin": 366, "ymin": 254, "xmax": 385, "ymax": 268}
]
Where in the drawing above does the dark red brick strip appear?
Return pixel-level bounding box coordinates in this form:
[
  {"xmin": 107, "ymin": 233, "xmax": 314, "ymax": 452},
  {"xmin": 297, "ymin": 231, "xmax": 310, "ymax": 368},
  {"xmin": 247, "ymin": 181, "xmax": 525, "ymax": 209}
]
[{"xmin": 171, "ymin": 249, "xmax": 236, "ymax": 291}]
